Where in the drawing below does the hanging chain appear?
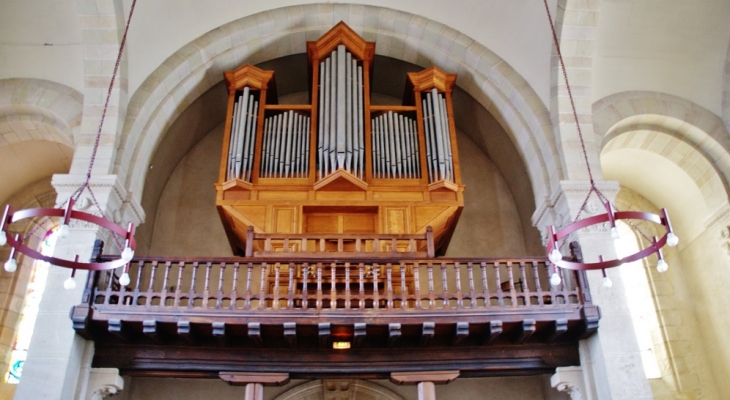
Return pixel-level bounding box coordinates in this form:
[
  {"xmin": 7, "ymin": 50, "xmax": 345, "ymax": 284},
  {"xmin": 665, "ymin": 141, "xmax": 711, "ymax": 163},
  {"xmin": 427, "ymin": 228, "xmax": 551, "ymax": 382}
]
[{"xmin": 22, "ymin": 0, "xmax": 138, "ymax": 250}]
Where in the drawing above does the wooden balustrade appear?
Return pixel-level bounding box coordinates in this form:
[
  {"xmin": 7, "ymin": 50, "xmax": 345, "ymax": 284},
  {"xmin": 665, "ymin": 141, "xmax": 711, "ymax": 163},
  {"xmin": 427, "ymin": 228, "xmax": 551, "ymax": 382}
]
[{"xmin": 86, "ymin": 255, "xmax": 586, "ymax": 314}]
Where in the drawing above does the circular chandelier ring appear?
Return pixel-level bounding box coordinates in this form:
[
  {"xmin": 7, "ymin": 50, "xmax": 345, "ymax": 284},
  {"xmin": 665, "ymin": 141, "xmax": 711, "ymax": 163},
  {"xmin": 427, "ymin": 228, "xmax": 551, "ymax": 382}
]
[
  {"xmin": 2, "ymin": 203, "xmax": 135, "ymax": 271},
  {"xmin": 546, "ymin": 207, "xmax": 674, "ymax": 271}
]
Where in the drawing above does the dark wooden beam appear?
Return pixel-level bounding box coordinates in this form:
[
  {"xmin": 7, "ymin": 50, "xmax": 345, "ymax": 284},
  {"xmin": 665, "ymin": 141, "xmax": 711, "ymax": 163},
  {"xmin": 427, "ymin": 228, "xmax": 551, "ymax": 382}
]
[
  {"xmin": 108, "ymin": 319, "xmax": 130, "ymax": 342},
  {"xmin": 70, "ymin": 305, "xmax": 92, "ymax": 339},
  {"xmin": 453, "ymin": 322, "xmax": 468, "ymax": 346},
  {"xmin": 248, "ymin": 322, "xmax": 262, "ymax": 347},
  {"xmin": 388, "ymin": 323, "xmax": 401, "ymax": 348},
  {"xmin": 547, "ymin": 319, "xmax": 568, "ymax": 343},
  {"xmin": 421, "ymin": 322, "xmax": 435, "ymax": 347},
  {"xmin": 177, "ymin": 321, "xmax": 197, "ymax": 345},
  {"xmin": 484, "ymin": 320, "xmax": 502, "ymax": 345},
  {"xmin": 516, "ymin": 320, "xmax": 536, "ymax": 344},
  {"xmin": 353, "ymin": 323, "xmax": 366, "ymax": 348},
  {"xmin": 284, "ymin": 322, "xmax": 297, "ymax": 348},
  {"xmin": 318, "ymin": 323, "xmax": 331, "ymax": 348}
]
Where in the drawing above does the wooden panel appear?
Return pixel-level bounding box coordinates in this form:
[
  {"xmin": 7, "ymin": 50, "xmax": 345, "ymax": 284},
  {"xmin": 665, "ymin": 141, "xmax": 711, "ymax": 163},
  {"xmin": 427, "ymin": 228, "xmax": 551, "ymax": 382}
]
[
  {"xmin": 385, "ymin": 207, "xmax": 409, "ymax": 234},
  {"xmin": 259, "ymin": 191, "xmax": 308, "ymax": 201},
  {"xmin": 223, "ymin": 190, "xmax": 251, "ymax": 201},
  {"xmin": 232, "ymin": 205, "xmax": 268, "ymax": 230},
  {"xmin": 274, "ymin": 207, "xmax": 298, "ymax": 233},
  {"xmin": 430, "ymin": 191, "xmax": 457, "ymax": 202},
  {"xmin": 315, "ymin": 192, "xmax": 366, "ymax": 201},
  {"xmin": 343, "ymin": 213, "xmax": 376, "ymax": 233},
  {"xmin": 373, "ymin": 192, "xmax": 423, "ymax": 201},
  {"xmin": 414, "ymin": 206, "xmax": 449, "ymax": 232},
  {"xmin": 305, "ymin": 214, "xmax": 339, "ymax": 233}
]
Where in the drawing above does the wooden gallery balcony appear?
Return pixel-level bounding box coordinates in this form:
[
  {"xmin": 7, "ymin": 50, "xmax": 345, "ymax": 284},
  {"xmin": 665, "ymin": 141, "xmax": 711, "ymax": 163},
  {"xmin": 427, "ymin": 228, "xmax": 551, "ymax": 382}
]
[{"xmin": 72, "ymin": 231, "xmax": 599, "ymax": 379}]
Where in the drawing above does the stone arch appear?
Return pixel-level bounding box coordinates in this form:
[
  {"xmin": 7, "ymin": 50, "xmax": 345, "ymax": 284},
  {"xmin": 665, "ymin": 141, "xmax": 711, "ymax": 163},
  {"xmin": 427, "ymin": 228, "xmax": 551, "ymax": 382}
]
[
  {"xmin": 723, "ymin": 39, "xmax": 730, "ymax": 132},
  {"xmin": 116, "ymin": 4, "xmax": 558, "ymax": 208},
  {"xmin": 593, "ymin": 91, "xmax": 730, "ymax": 203},
  {"xmin": 0, "ymin": 78, "xmax": 83, "ymax": 146},
  {"xmin": 274, "ymin": 379, "xmax": 403, "ymax": 400}
]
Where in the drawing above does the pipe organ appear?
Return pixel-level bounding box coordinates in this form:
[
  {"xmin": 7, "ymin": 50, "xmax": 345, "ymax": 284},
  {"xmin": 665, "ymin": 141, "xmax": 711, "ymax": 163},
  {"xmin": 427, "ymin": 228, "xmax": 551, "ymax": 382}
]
[{"xmin": 216, "ymin": 23, "xmax": 464, "ymax": 255}]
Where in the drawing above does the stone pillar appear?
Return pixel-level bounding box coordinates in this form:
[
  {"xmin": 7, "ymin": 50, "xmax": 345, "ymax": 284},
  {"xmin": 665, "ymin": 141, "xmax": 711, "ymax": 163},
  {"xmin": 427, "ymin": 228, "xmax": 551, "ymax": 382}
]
[
  {"xmin": 390, "ymin": 370, "xmax": 459, "ymax": 400},
  {"xmin": 551, "ymin": 366, "xmax": 587, "ymax": 400},
  {"xmin": 244, "ymin": 383, "xmax": 264, "ymax": 400},
  {"xmin": 534, "ymin": 181, "xmax": 653, "ymax": 400},
  {"xmin": 13, "ymin": 174, "xmax": 142, "ymax": 400}
]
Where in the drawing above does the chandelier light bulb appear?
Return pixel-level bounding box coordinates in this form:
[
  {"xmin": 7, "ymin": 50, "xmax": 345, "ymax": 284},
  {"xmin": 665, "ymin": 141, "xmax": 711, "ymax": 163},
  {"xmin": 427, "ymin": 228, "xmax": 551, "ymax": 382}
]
[
  {"xmin": 610, "ymin": 226, "xmax": 620, "ymax": 241},
  {"xmin": 119, "ymin": 272, "xmax": 131, "ymax": 286},
  {"xmin": 63, "ymin": 276, "xmax": 76, "ymax": 290},
  {"xmin": 656, "ymin": 259, "xmax": 668, "ymax": 273},
  {"xmin": 550, "ymin": 272, "xmax": 562, "ymax": 286},
  {"xmin": 59, "ymin": 224, "xmax": 70, "ymax": 238},
  {"xmin": 0, "ymin": 231, "xmax": 6, "ymax": 246},
  {"xmin": 666, "ymin": 232, "xmax": 679, "ymax": 247},
  {"xmin": 602, "ymin": 276, "xmax": 613, "ymax": 288},
  {"xmin": 4, "ymin": 258, "xmax": 17, "ymax": 273},
  {"xmin": 121, "ymin": 246, "xmax": 134, "ymax": 262},
  {"xmin": 548, "ymin": 248, "xmax": 562, "ymax": 264}
]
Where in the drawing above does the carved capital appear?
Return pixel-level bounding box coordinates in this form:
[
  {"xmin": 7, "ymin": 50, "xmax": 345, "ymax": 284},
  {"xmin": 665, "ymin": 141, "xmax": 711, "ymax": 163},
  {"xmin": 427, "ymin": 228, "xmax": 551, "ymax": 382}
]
[
  {"xmin": 551, "ymin": 366, "xmax": 585, "ymax": 400},
  {"xmin": 86, "ymin": 368, "xmax": 124, "ymax": 400}
]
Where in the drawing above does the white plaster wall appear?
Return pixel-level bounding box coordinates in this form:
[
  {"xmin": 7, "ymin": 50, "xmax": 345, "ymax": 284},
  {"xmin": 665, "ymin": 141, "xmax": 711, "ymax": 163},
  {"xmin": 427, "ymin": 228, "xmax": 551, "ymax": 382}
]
[{"xmin": 593, "ymin": 0, "xmax": 730, "ymax": 115}]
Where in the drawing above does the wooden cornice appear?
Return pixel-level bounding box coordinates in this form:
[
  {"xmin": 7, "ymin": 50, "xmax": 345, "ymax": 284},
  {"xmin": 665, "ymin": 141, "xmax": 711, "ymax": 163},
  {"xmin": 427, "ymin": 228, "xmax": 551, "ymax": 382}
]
[
  {"xmin": 307, "ymin": 21, "xmax": 375, "ymax": 62},
  {"xmin": 407, "ymin": 67, "xmax": 457, "ymax": 94},
  {"xmin": 223, "ymin": 64, "xmax": 275, "ymax": 92},
  {"xmin": 390, "ymin": 371, "xmax": 460, "ymax": 385}
]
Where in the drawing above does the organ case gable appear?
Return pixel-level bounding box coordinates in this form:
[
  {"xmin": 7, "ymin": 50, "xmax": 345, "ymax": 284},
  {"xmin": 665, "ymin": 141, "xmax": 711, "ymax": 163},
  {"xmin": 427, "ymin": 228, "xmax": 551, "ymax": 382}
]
[{"xmin": 215, "ymin": 23, "xmax": 464, "ymax": 255}]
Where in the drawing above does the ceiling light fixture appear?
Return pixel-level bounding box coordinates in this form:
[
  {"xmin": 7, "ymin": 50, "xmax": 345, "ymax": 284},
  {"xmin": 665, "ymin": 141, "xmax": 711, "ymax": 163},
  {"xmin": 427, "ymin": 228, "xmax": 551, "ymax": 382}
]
[{"xmin": 541, "ymin": 0, "xmax": 677, "ymax": 286}]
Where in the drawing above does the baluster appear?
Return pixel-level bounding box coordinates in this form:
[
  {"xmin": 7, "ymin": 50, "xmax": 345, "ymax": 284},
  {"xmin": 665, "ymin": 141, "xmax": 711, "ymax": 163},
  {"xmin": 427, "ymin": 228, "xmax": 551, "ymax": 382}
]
[
  {"xmin": 545, "ymin": 262, "xmax": 555, "ymax": 305},
  {"xmin": 391, "ymin": 238, "xmax": 396, "ymax": 253},
  {"xmin": 265, "ymin": 238, "xmax": 272, "ymax": 253},
  {"xmin": 301, "ymin": 238, "xmax": 307, "ymax": 254},
  {"xmin": 355, "ymin": 239, "xmax": 362, "ymax": 252},
  {"xmin": 345, "ymin": 262, "xmax": 351, "ymax": 310},
  {"xmin": 283, "ymin": 238, "xmax": 290, "ymax": 253},
  {"xmin": 161, "ymin": 261, "xmax": 171, "ymax": 307},
  {"xmin": 231, "ymin": 262, "xmax": 239, "ymax": 310},
  {"xmin": 259, "ymin": 262, "xmax": 267, "ymax": 310},
  {"xmin": 480, "ymin": 262, "xmax": 489, "ymax": 308},
  {"xmin": 414, "ymin": 262, "xmax": 421, "ymax": 309},
  {"xmin": 188, "ymin": 262, "xmax": 199, "ymax": 309},
  {"xmin": 427, "ymin": 262, "xmax": 435, "ymax": 309},
  {"xmin": 440, "ymin": 262, "xmax": 449, "ymax": 309},
  {"xmin": 175, "ymin": 262, "xmax": 184, "ymax": 308},
  {"xmin": 319, "ymin": 238, "xmax": 325, "ymax": 252},
  {"xmin": 316, "ymin": 262, "xmax": 323, "ymax": 310},
  {"xmin": 146, "ymin": 261, "xmax": 158, "ymax": 309},
  {"xmin": 455, "ymin": 262, "xmax": 463, "ymax": 309},
  {"xmin": 217, "ymin": 262, "xmax": 225, "ymax": 309},
  {"xmin": 203, "ymin": 261, "xmax": 212, "ymax": 308},
  {"xmin": 386, "ymin": 263, "xmax": 393, "ymax": 309},
  {"xmin": 400, "ymin": 262, "xmax": 407, "ymax": 310},
  {"xmin": 287, "ymin": 262, "xmax": 294, "ymax": 310},
  {"xmin": 409, "ymin": 238, "xmax": 416, "ymax": 253},
  {"xmin": 373, "ymin": 238, "xmax": 380, "ymax": 254},
  {"xmin": 104, "ymin": 268, "xmax": 114, "ymax": 306},
  {"xmin": 507, "ymin": 261, "xmax": 516, "ymax": 307},
  {"xmin": 330, "ymin": 262, "xmax": 336, "ymax": 310},
  {"xmin": 559, "ymin": 266, "xmax": 567, "ymax": 299},
  {"xmin": 494, "ymin": 262, "xmax": 503, "ymax": 307},
  {"xmin": 274, "ymin": 263, "xmax": 281, "ymax": 309},
  {"xmin": 358, "ymin": 263, "xmax": 365, "ymax": 309},
  {"xmin": 337, "ymin": 238, "xmax": 343, "ymax": 253},
  {"xmin": 302, "ymin": 263, "xmax": 309, "ymax": 310},
  {"xmin": 133, "ymin": 261, "xmax": 144, "ymax": 306},
  {"xmin": 519, "ymin": 261, "xmax": 529, "ymax": 307},
  {"xmin": 532, "ymin": 261, "xmax": 543, "ymax": 306},
  {"xmin": 245, "ymin": 262, "xmax": 253, "ymax": 310},
  {"xmin": 372, "ymin": 263, "xmax": 379, "ymax": 310}
]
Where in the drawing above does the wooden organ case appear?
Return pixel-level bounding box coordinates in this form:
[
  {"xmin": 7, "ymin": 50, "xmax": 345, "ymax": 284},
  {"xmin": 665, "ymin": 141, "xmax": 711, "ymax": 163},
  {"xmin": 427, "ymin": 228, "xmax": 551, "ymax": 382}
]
[{"xmin": 215, "ymin": 23, "xmax": 464, "ymax": 257}]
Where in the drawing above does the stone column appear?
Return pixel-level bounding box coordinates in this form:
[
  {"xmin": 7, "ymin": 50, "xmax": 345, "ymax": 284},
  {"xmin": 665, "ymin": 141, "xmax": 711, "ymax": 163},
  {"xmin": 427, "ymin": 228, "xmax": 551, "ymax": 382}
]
[
  {"xmin": 534, "ymin": 181, "xmax": 653, "ymax": 400},
  {"xmin": 244, "ymin": 383, "xmax": 264, "ymax": 400},
  {"xmin": 390, "ymin": 370, "xmax": 459, "ymax": 400},
  {"xmin": 85, "ymin": 368, "xmax": 124, "ymax": 400},
  {"xmin": 13, "ymin": 174, "xmax": 142, "ymax": 400}
]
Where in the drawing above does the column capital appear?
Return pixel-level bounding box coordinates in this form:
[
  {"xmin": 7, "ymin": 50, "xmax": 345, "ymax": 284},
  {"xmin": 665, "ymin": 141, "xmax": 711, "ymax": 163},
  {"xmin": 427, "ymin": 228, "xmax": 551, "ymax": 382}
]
[
  {"xmin": 551, "ymin": 366, "xmax": 586, "ymax": 400},
  {"xmin": 86, "ymin": 368, "xmax": 124, "ymax": 400}
]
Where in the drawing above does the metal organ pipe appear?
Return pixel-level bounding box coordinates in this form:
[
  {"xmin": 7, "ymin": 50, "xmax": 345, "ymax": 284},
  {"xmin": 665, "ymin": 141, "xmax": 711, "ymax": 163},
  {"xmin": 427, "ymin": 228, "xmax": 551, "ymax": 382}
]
[
  {"xmin": 317, "ymin": 45, "xmax": 365, "ymax": 179},
  {"xmin": 422, "ymin": 89, "xmax": 454, "ymax": 183},
  {"xmin": 259, "ymin": 111, "xmax": 311, "ymax": 179},
  {"xmin": 227, "ymin": 87, "xmax": 259, "ymax": 182},
  {"xmin": 370, "ymin": 111, "xmax": 420, "ymax": 180}
]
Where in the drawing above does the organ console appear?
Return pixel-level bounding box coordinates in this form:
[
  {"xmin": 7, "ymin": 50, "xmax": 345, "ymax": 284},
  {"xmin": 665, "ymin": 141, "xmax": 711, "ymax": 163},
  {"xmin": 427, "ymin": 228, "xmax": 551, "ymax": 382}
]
[{"xmin": 215, "ymin": 22, "xmax": 464, "ymax": 256}]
